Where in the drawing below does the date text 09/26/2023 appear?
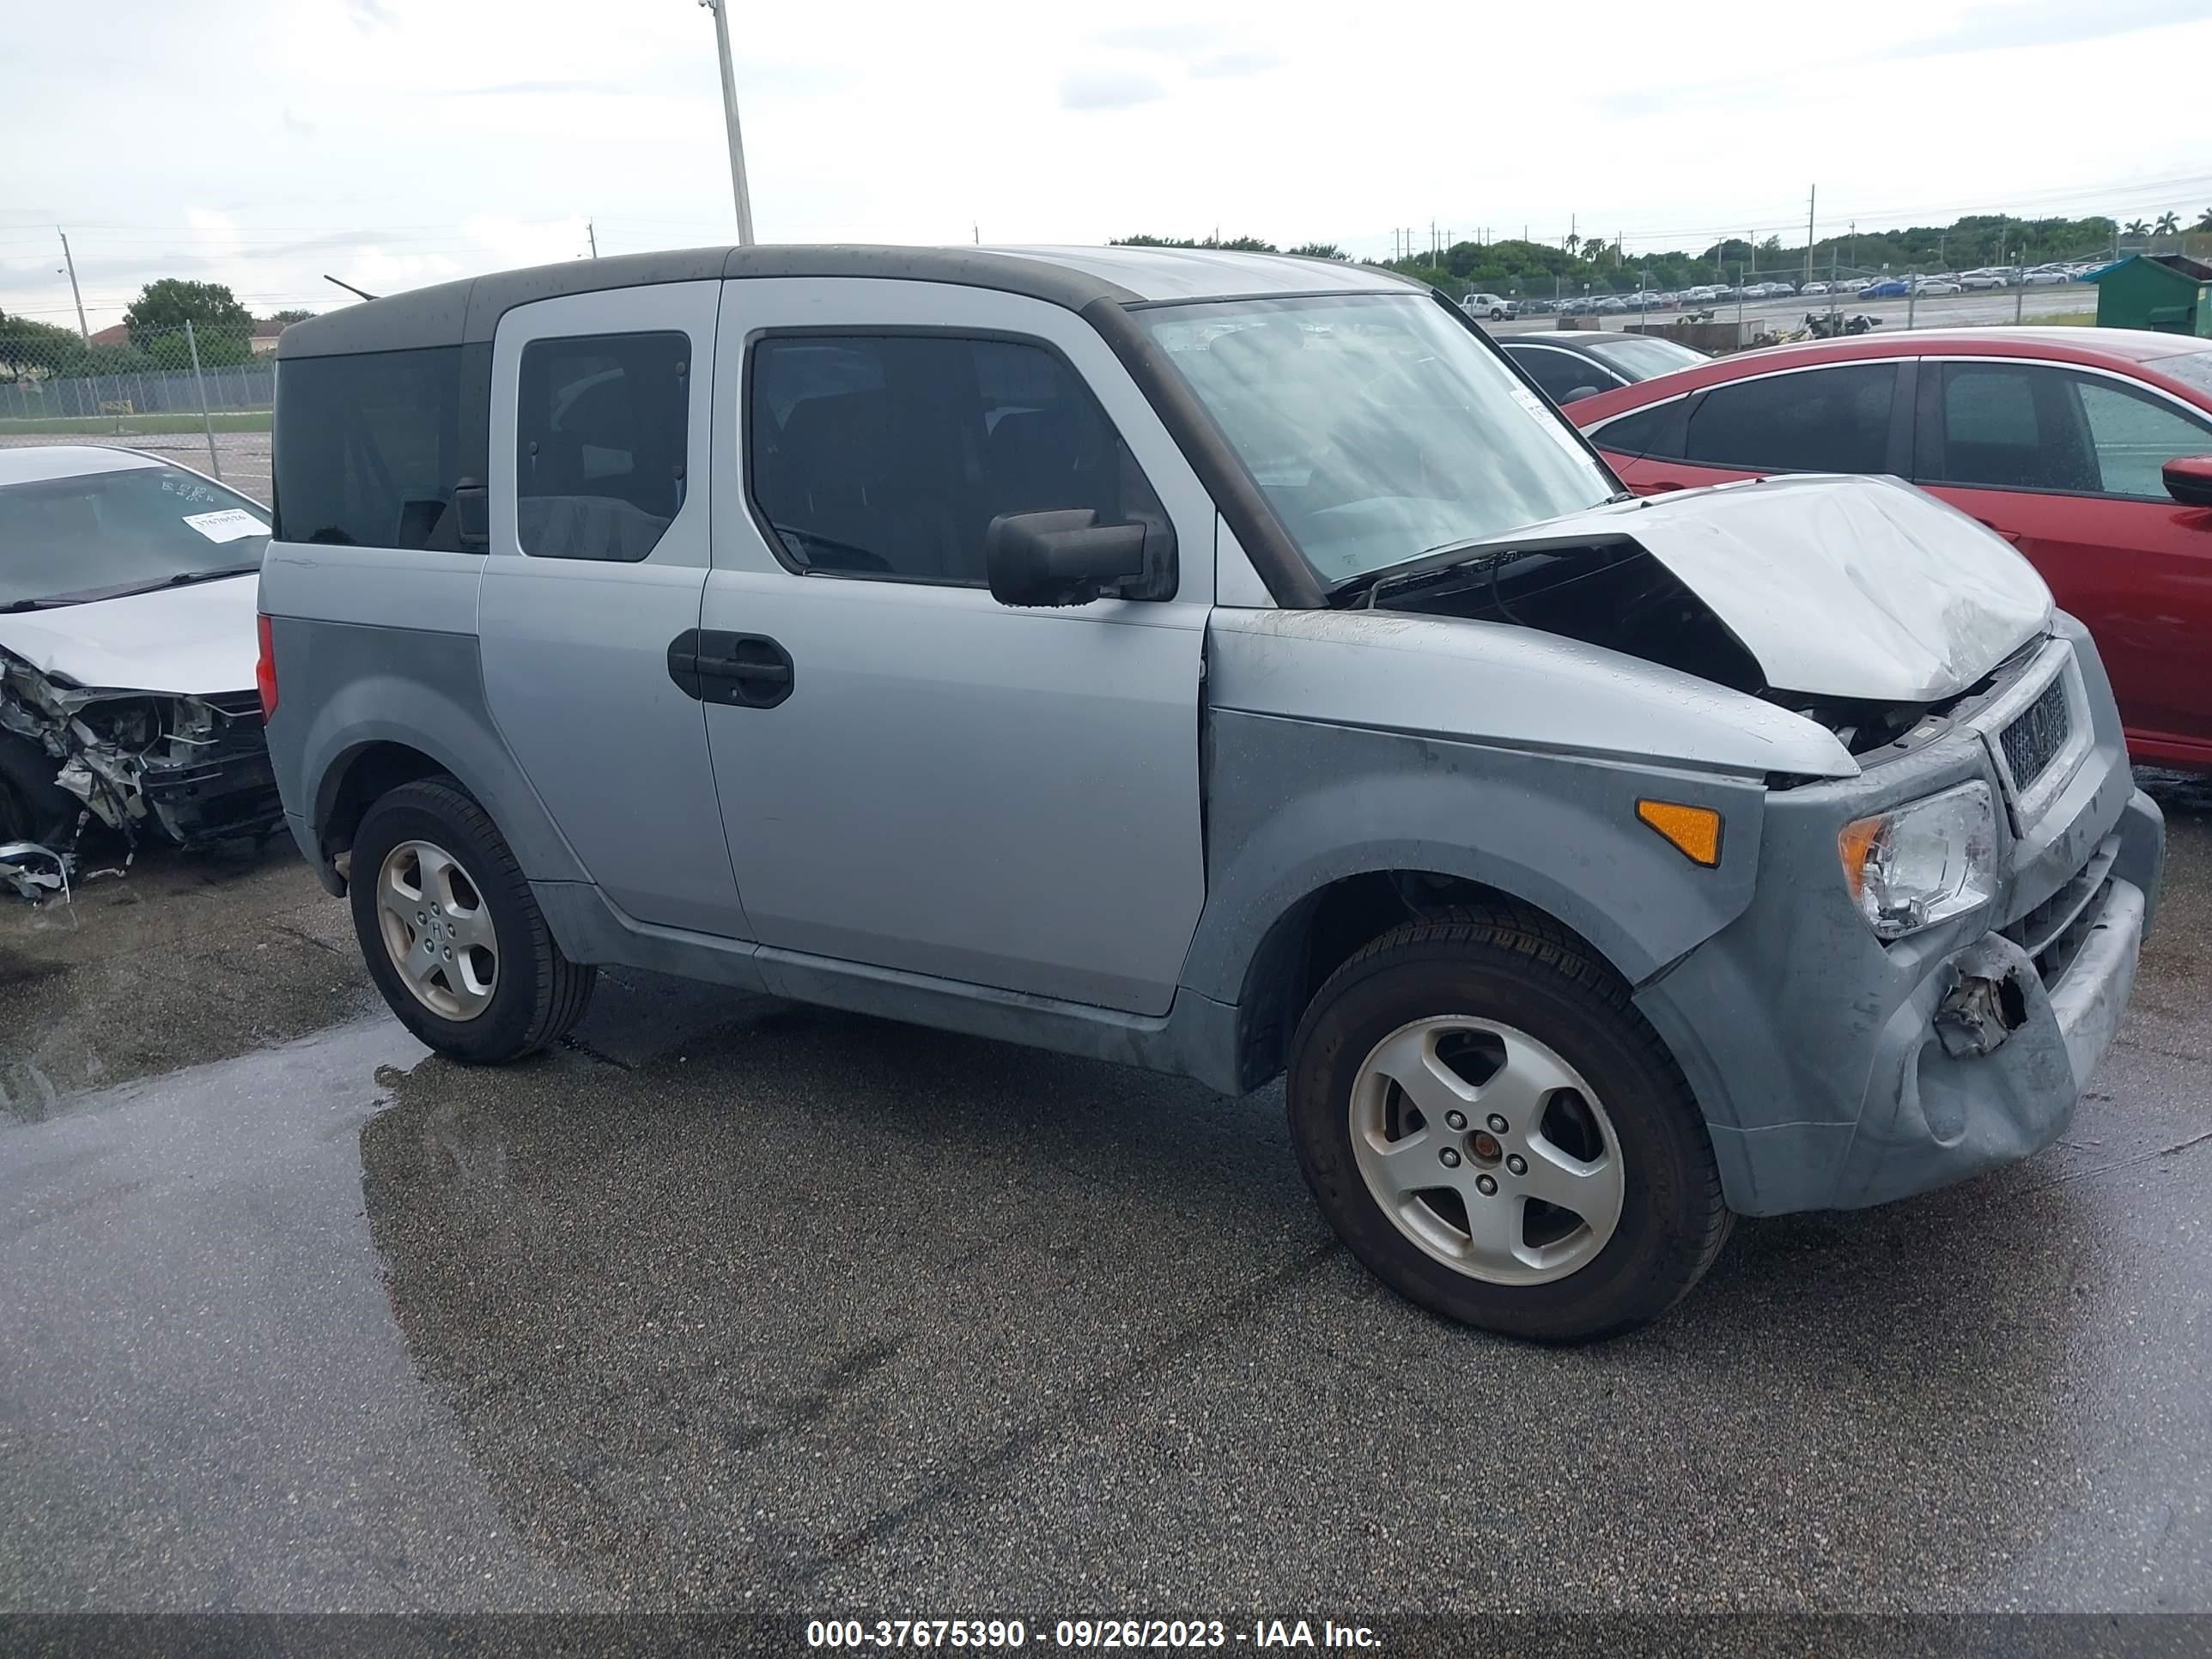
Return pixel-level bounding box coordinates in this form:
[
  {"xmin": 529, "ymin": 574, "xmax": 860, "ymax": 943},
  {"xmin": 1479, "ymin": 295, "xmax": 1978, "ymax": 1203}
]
[{"xmin": 805, "ymin": 1618, "xmax": 1382, "ymax": 1650}]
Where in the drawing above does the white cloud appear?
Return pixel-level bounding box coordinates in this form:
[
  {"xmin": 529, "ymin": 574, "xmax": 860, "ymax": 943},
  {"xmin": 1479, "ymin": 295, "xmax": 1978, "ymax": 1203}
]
[{"xmin": 0, "ymin": 0, "xmax": 2206, "ymax": 331}]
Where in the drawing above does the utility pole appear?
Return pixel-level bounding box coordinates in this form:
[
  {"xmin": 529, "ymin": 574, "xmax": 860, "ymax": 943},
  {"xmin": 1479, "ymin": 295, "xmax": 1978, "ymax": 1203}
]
[
  {"xmin": 698, "ymin": 0, "xmax": 756, "ymax": 245},
  {"xmin": 56, "ymin": 228, "xmax": 89, "ymax": 343},
  {"xmin": 586, "ymin": 219, "xmax": 598, "ymax": 258},
  {"xmin": 1804, "ymin": 185, "xmax": 1815, "ymax": 292}
]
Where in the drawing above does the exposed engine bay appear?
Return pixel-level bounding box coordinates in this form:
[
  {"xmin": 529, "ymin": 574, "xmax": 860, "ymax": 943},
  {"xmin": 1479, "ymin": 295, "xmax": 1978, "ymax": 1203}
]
[
  {"xmin": 0, "ymin": 648, "xmax": 281, "ymax": 898},
  {"xmin": 1364, "ymin": 536, "xmax": 2002, "ymax": 759}
]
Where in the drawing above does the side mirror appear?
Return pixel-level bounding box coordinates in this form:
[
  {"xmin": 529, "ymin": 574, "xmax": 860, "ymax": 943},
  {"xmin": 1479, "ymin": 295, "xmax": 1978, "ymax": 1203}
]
[
  {"xmin": 1561, "ymin": 386, "xmax": 1602, "ymax": 404},
  {"xmin": 2165, "ymin": 455, "xmax": 2212, "ymax": 510},
  {"xmin": 986, "ymin": 508, "xmax": 1172, "ymax": 607}
]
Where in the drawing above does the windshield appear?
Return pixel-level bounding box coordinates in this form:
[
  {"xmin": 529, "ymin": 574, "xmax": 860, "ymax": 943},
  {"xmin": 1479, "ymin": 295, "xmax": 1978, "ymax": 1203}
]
[
  {"xmin": 1132, "ymin": 293, "xmax": 1614, "ymax": 585},
  {"xmin": 0, "ymin": 463, "xmax": 267, "ymax": 609},
  {"xmin": 1588, "ymin": 336, "xmax": 1709, "ymax": 380}
]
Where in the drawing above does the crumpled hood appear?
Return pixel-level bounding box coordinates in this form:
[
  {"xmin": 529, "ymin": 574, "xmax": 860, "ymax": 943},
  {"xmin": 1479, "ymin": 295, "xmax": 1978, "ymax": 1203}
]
[
  {"xmin": 0, "ymin": 571, "xmax": 259, "ymax": 696},
  {"xmin": 1535, "ymin": 473, "xmax": 2053, "ymax": 702}
]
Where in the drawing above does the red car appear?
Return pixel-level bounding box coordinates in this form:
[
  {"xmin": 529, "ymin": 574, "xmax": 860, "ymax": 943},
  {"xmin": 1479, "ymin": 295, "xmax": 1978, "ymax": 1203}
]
[{"xmin": 1567, "ymin": 327, "xmax": 2212, "ymax": 771}]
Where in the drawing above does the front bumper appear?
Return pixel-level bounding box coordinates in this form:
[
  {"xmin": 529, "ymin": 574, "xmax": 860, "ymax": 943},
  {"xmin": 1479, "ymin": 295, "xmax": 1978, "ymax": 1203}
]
[{"xmin": 1634, "ymin": 623, "xmax": 2166, "ymax": 1216}]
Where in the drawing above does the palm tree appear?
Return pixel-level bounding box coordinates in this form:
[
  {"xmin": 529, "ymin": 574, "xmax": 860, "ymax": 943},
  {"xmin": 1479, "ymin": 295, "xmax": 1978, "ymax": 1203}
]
[
  {"xmin": 2197, "ymin": 208, "xmax": 2212, "ymax": 231},
  {"xmin": 1565, "ymin": 230, "xmax": 1582, "ymax": 258},
  {"xmin": 2154, "ymin": 211, "xmax": 2180, "ymax": 236},
  {"xmin": 2124, "ymin": 218, "xmax": 2150, "ymax": 237}
]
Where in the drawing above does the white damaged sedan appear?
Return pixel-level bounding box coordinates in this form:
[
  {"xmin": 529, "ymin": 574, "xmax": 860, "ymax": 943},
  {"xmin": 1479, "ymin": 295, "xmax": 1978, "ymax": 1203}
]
[{"xmin": 0, "ymin": 446, "xmax": 281, "ymax": 864}]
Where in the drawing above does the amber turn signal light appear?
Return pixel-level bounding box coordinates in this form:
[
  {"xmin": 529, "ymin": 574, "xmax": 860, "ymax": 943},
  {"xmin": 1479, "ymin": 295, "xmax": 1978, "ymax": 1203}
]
[{"xmin": 1636, "ymin": 799, "xmax": 1723, "ymax": 867}]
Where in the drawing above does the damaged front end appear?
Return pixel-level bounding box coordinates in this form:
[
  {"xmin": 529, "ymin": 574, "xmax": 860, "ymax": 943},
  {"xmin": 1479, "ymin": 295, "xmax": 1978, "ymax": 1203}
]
[{"xmin": 0, "ymin": 649, "xmax": 282, "ymax": 864}]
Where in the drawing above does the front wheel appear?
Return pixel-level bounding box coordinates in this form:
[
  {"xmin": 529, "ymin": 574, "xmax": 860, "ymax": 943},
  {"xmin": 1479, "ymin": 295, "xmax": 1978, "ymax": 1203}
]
[
  {"xmin": 1287, "ymin": 906, "xmax": 1730, "ymax": 1343},
  {"xmin": 349, "ymin": 778, "xmax": 594, "ymax": 1063}
]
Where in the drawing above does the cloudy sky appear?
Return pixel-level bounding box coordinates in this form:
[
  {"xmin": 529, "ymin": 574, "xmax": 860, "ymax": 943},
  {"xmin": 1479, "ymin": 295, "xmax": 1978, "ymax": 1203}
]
[{"xmin": 5, "ymin": 0, "xmax": 2209, "ymax": 330}]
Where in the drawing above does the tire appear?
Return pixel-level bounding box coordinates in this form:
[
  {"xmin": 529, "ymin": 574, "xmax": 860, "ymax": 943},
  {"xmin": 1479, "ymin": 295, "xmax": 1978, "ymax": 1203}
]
[
  {"xmin": 1489, "ymin": 307, "xmax": 1506, "ymax": 321},
  {"xmin": 1287, "ymin": 904, "xmax": 1730, "ymax": 1343},
  {"xmin": 0, "ymin": 734, "xmax": 77, "ymax": 847},
  {"xmin": 349, "ymin": 777, "xmax": 594, "ymax": 1063}
]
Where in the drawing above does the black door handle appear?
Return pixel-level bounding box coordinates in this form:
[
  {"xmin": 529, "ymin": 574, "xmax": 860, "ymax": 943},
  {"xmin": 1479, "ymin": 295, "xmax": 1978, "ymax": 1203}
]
[{"xmin": 667, "ymin": 629, "xmax": 795, "ymax": 708}]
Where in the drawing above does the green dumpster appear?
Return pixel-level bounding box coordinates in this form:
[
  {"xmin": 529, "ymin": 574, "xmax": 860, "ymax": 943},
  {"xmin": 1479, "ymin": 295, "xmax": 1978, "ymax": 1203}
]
[{"xmin": 2089, "ymin": 253, "xmax": 2212, "ymax": 337}]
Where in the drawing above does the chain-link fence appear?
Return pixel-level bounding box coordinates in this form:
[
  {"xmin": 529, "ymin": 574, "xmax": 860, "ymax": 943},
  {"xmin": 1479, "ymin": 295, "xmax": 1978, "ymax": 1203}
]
[{"xmin": 0, "ymin": 318, "xmax": 274, "ymax": 504}]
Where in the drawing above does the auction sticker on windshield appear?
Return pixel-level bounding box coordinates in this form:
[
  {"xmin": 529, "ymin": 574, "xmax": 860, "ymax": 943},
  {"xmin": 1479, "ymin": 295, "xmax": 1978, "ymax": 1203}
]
[{"xmin": 183, "ymin": 508, "xmax": 270, "ymax": 542}]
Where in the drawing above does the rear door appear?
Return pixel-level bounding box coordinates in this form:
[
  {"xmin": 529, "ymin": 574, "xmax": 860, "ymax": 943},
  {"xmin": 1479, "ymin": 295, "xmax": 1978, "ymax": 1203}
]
[
  {"xmin": 1590, "ymin": 361, "xmax": 1907, "ymax": 495},
  {"xmin": 1912, "ymin": 358, "xmax": 2212, "ymax": 764},
  {"xmin": 476, "ymin": 281, "xmax": 749, "ymax": 934}
]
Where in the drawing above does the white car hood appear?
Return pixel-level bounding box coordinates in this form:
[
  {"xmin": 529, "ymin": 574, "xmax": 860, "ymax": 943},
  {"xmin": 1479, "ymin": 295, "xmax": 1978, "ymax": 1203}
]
[
  {"xmin": 0, "ymin": 570, "xmax": 259, "ymax": 696},
  {"xmin": 1539, "ymin": 472, "xmax": 2053, "ymax": 702}
]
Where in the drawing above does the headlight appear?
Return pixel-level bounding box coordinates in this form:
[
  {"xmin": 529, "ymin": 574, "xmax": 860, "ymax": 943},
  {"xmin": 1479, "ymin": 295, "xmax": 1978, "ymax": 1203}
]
[{"xmin": 1838, "ymin": 781, "xmax": 1999, "ymax": 940}]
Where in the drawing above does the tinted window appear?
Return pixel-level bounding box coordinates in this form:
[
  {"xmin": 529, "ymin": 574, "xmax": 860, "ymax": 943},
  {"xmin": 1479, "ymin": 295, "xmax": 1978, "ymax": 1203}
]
[
  {"xmin": 1588, "ymin": 404, "xmax": 1677, "ymax": 459},
  {"xmin": 1685, "ymin": 363, "xmax": 1897, "ymax": 472},
  {"xmin": 2074, "ymin": 377, "xmax": 2212, "ymax": 497},
  {"xmin": 1509, "ymin": 345, "xmax": 1613, "ymax": 403},
  {"xmin": 749, "ymin": 334, "xmax": 1164, "ymax": 586},
  {"xmin": 274, "ymin": 346, "xmax": 467, "ymax": 548},
  {"xmin": 1927, "ymin": 364, "xmax": 2094, "ymax": 492},
  {"xmin": 0, "ymin": 465, "xmax": 267, "ymax": 608},
  {"xmin": 517, "ymin": 331, "xmax": 689, "ymax": 562}
]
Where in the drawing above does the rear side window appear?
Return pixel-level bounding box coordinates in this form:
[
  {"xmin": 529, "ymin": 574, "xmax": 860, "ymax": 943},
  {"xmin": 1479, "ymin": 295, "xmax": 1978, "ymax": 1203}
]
[
  {"xmin": 747, "ymin": 333, "xmax": 1165, "ymax": 586},
  {"xmin": 1683, "ymin": 363, "xmax": 1898, "ymax": 473},
  {"xmin": 516, "ymin": 331, "xmax": 690, "ymax": 562},
  {"xmin": 274, "ymin": 347, "xmax": 466, "ymax": 548}
]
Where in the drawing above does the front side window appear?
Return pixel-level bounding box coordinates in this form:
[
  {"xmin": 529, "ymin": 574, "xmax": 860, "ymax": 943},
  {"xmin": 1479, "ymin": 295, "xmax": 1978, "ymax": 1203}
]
[
  {"xmin": 516, "ymin": 331, "xmax": 690, "ymax": 562},
  {"xmin": 1923, "ymin": 363, "xmax": 2100, "ymax": 492},
  {"xmin": 748, "ymin": 333, "xmax": 1164, "ymax": 586},
  {"xmin": 1, "ymin": 464, "xmax": 267, "ymax": 609},
  {"xmin": 1131, "ymin": 294, "xmax": 1613, "ymax": 585},
  {"xmin": 2072, "ymin": 376, "xmax": 2212, "ymax": 498},
  {"xmin": 274, "ymin": 346, "xmax": 465, "ymax": 548},
  {"xmin": 1587, "ymin": 404, "xmax": 1679, "ymax": 459},
  {"xmin": 1510, "ymin": 345, "xmax": 1615, "ymax": 404},
  {"xmin": 1683, "ymin": 363, "xmax": 1898, "ymax": 474}
]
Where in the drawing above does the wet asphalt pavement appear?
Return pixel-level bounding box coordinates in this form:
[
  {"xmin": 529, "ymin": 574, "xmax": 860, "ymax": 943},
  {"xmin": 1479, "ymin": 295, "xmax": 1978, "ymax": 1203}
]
[{"xmin": 2, "ymin": 775, "xmax": 2208, "ymax": 1625}]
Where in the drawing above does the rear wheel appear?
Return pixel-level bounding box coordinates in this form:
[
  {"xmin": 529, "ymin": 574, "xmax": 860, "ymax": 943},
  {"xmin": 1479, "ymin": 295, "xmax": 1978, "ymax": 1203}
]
[
  {"xmin": 349, "ymin": 778, "xmax": 594, "ymax": 1063},
  {"xmin": 0, "ymin": 735, "xmax": 76, "ymax": 847},
  {"xmin": 1287, "ymin": 905, "xmax": 1730, "ymax": 1343}
]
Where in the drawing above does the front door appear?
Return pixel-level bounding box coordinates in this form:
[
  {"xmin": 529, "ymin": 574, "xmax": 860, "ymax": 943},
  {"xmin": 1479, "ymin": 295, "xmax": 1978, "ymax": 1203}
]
[
  {"xmin": 1911, "ymin": 358, "xmax": 2212, "ymax": 767},
  {"xmin": 477, "ymin": 280, "xmax": 749, "ymax": 934},
  {"xmin": 696, "ymin": 278, "xmax": 1214, "ymax": 1016}
]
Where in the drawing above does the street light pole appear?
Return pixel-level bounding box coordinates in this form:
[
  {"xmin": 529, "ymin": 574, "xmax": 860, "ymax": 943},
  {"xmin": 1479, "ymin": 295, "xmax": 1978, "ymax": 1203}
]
[
  {"xmin": 699, "ymin": 0, "xmax": 756, "ymax": 246},
  {"xmin": 57, "ymin": 228, "xmax": 89, "ymax": 343}
]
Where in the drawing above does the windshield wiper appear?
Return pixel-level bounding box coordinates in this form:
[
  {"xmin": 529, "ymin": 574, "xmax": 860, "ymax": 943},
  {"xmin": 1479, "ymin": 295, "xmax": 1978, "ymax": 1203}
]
[
  {"xmin": 167, "ymin": 563, "xmax": 261, "ymax": 587},
  {"xmin": 2, "ymin": 597, "xmax": 76, "ymax": 612}
]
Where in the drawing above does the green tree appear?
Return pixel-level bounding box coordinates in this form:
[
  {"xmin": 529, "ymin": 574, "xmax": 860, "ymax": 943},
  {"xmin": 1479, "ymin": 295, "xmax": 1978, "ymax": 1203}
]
[
  {"xmin": 122, "ymin": 279, "xmax": 254, "ymax": 365},
  {"xmin": 2154, "ymin": 212, "xmax": 2179, "ymax": 237},
  {"xmin": 0, "ymin": 310, "xmax": 89, "ymax": 380},
  {"xmin": 264, "ymin": 307, "xmax": 315, "ymax": 325},
  {"xmin": 2197, "ymin": 208, "xmax": 2212, "ymax": 231},
  {"xmin": 2124, "ymin": 219, "xmax": 2150, "ymax": 237},
  {"xmin": 1285, "ymin": 242, "xmax": 1346, "ymax": 260}
]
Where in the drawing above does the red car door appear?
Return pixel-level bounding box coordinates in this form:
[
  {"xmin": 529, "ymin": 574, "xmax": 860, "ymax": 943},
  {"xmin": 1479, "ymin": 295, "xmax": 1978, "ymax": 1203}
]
[{"xmin": 1912, "ymin": 359, "xmax": 2212, "ymax": 769}]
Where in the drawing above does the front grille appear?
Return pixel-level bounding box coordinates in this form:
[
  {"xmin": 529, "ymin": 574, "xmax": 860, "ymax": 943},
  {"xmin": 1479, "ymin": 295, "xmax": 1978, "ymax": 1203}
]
[
  {"xmin": 2002, "ymin": 835, "xmax": 2118, "ymax": 986},
  {"xmin": 1999, "ymin": 675, "xmax": 2069, "ymax": 792}
]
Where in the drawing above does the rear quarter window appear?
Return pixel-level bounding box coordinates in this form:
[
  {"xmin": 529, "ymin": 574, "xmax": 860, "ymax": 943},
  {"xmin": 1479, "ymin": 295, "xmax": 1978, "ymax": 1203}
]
[
  {"xmin": 274, "ymin": 345, "xmax": 482, "ymax": 549},
  {"xmin": 1587, "ymin": 403, "xmax": 1678, "ymax": 459}
]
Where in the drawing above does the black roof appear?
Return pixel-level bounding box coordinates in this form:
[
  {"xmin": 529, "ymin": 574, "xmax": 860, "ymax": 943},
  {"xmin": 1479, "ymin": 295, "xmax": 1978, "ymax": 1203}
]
[
  {"xmin": 277, "ymin": 243, "xmax": 1419, "ymax": 360},
  {"xmin": 1497, "ymin": 331, "xmax": 1643, "ymax": 349}
]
